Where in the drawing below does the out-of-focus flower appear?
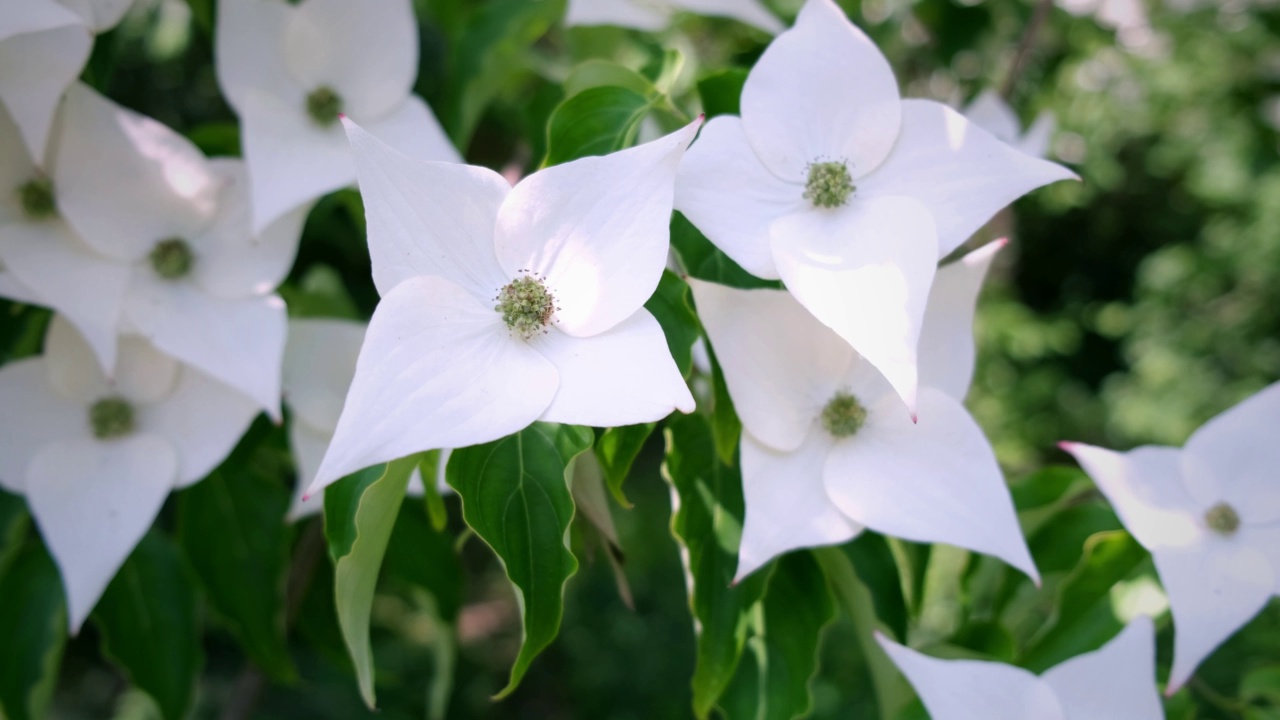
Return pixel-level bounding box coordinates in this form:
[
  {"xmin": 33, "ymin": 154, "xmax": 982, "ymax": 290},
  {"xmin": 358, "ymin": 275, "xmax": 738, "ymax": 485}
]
[
  {"xmin": 0, "ymin": 317, "xmax": 258, "ymax": 631},
  {"xmin": 305, "ymin": 117, "xmax": 702, "ymax": 495},
  {"xmin": 676, "ymin": 0, "xmax": 1074, "ymax": 412},
  {"xmin": 877, "ymin": 616, "xmax": 1165, "ymax": 719},
  {"xmin": 565, "ymin": 0, "xmax": 783, "ymax": 34},
  {"xmin": 692, "ymin": 240, "xmax": 1037, "ymax": 583},
  {"xmin": 962, "ymin": 89, "xmax": 1056, "ymax": 159},
  {"xmin": 1063, "ymin": 381, "xmax": 1280, "ymax": 692},
  {"xmin": 216, "ymin": 0, "xmax": 460, "ymax": 233}
]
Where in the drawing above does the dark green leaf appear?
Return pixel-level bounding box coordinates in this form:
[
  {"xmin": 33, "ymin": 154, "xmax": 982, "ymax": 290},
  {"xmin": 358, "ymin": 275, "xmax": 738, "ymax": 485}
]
[
  {"xmin": 0, "ymin": 488, "xmax": 28, "ymax": 578},
  {"xmin": 0, "ymin": 544, "xmax": 66, "ymax": 720},
  {"xmin": 846, "ymin": 533, "xmax": 908, "ymax": 641},
  {"xmin": 544, "ymin": 86, "xmax": 652, "ymax": 166},
  {"xmin": 594, "ymin": 423, "xmax": 655, "ymax": 508},
  {"xmin": 670, "ymin": 212, "xmax": 780, "ymax": 290},
  {"xmin": 185, "ymin": 121, "xmax": 239, "ymax": 157},
  {"xmin": 646, "ymin": 270, "xmax": 700, "ymax": 377},
  {"xmin": 707, "ymin": 344, "xmax": 742, "ymax": 467},
  {"xmin": 697, "ymin": 68, "xmax": 748, "ymax": 118},
  {"xmin": 384, "ymin": 503, "xmax": 464, "ymax": 623},
  {"xmin": 756, "ymin": 552, "xmax": 837, "ymax": 720}
]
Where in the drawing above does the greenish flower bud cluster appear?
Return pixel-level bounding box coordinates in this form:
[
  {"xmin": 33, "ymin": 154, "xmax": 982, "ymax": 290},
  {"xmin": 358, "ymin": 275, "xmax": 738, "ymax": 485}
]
[
  {"xmin": 803, "ymin": 161, "xmax": 854, "ymax": 209},
  {"xmin": 822, "ymin": 392, "xmax": 868, "ymax": 438},
  {"xmin": 90, "ymin": 396, "xmax": 135, "ymax": 440},
  {"xmin": 151, "ymin": 238, "xmax": 195, "ymax": 280},
  {"xmin": 307, "ymin": 86, "xmax": 343, "ymax": 127},
  {"xmin": 496, "ymin": 274, "xmax": 557, "ymax": 340},
  {"xmin": 18, "ymin": 177, "xmax": 56, "ymax": 220},
  {"xmin": 1204, "ymin": 502, "xmax": 1240, "ymax": 536}
]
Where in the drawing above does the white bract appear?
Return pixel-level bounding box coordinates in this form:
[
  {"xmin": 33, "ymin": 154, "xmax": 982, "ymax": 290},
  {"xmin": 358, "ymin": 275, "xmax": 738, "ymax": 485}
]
[
  {"xmin": 565, "ymin": 0, "xmax": 783, "ymax": 34},
  {"xmin": 0, "ymin": 317, "xmax": 258, "ymax": 631},
  {"xmin": 962, "ymin": 90, "xmax": 1056, "ymax": 159},
  {"xmin": 877, "ymin": 616, "xmax": 1165, "ymax": 720},
  {"xmin": 675, "ymin": 0, "xmax": 1074, "ymax": 411},
  {"xmin": 305, "ymin": 116, "xmax": 701, "ymax": 494},
  {"xmin": 691, "ymin": 240, "xmax": 1037, "ymax": 582},
  {"xmin": 216, "ymin": 0, "xmax": 460, "ymax": 233},
  {"xmin": 0, "ymin": 0, "xmax": 132, "ymax": 161},
  {"xmin": 0, "ymin": 83, "xmax": 302, "ymax": 416},
  {"xmin": 1062, "ymin": 381, "xmax": 1280, "ymax": 692}
]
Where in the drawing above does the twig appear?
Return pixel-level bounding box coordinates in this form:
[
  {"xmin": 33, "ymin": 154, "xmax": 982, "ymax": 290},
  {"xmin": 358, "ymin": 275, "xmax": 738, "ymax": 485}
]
[{"xmin": 1001, "ymin": 0, "xmax": 1056, "ymax": 100}]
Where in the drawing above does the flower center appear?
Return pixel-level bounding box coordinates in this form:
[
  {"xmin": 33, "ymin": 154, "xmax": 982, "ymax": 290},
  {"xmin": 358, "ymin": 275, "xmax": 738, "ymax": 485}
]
[
  {"xmin": 150, "ymin": 238, "xmax": 194, "ymax": 280},
  {"xmin": 803, "ymin": 161, "xmax": 854, "ymax": 209},
  {"xmin": 821, "ymin": 392, "xmax": 867, "ymax": 438},
  {"xmin": 495, "ymin": 273, "xmax": 556, "ymax": 340},
  {"xmin": 306, "ymin": 85, "xmax": 343, "ymax": 127},
  {"xmin": 17, "ymin": 177, "xmax": 56, "ymax": 220},
  {"xmin": 1204, "ymin": 502, "xmax": 1240, "ymax": 536},
  {"xmin": 90, "ymin": 396, "xmax": 135, "ymax": 440}
]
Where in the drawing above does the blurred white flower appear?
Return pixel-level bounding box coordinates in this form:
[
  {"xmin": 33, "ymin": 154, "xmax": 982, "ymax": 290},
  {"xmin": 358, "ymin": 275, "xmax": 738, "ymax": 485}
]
[
  {"xmin": 962, "ymin": 89, "xmax": 1056, "ymax": 159},
  {"xmin": 0, "ymin": 316, "xmax": 258, "ymax": 631},
  {"xmin": 305, "ymin": 117, "xmax": 701, "ymax": 495},
  {"xmin": 0, "ymin": 0, "xmax": 133, "ymax": 160},
  {"xmin": 0, "ymin": 83, "xmax": 302, "ymax": 417},
  {"xmin": 1063, "ymin": 381, "xmax": 1280, "ymax": 692},
  {"xmin": 565, "ymin": 0, "xmax": 783, "ymax": 34},
  {"xmin": 691, "ymin": 240, "xmax": 1037, "ymax": 583},
  {"xmin": 676, "ymin": 0, "xmax": 1074, "ymax": 413},
  {"xmin": 215, "ymin": 0, "xmax": 461, "ymax": 233},
  {"xmin": 877, "ymin": 616, "xmax": 1164, "ymax": 719}
]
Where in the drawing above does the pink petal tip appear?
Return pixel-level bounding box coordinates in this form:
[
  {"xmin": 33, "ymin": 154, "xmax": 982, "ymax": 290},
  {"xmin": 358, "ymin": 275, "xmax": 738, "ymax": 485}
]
[
  {"xmin": 1057, "ymin": 441, "xmax": 1076, "ymax": 452},
  {"xmin": 301, "ymin": 493, "xmax": 311, "ymax": 502}
]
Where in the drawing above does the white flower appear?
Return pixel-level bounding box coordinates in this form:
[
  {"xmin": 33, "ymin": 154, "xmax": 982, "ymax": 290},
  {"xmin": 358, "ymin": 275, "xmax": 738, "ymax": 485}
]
[
  {"xmin": 691, "ymin": 240, "xmax": 1036, "ymax": 582},
  {"xmin": 215, "ymin": 0, "xmax": 461, "ymax": 233},
  {"xmin": 565, "ymin": 0, "xmax": 783, "ymax": 34},
  {"xmin": 876, "ymin": 616, "xmax": 1165, "ymax": 719},
  {"xmin": 675, "ymin": 0, "xmax": 1074, "ymax": 411},
  {"xmin": 305, "ymin": 117, "xmax": 701, "ymax": 494},
  {"xmin": 0, "ymin": 0, "xmax": 133, "ymax": 161},
  {"xmin": 0, "ymin": 82, "xmax": 302, "ymax": 416},
  {"xmin": 962, "ymin": 89, "xmax": 1056, "ymax": 159},
  {"xmin": 0, "ymin": 316, "xmax": 259, "ymax": 631},
  {"xmin": 1062, "ymin": 381, "xmax": 1280, "ymax": 692},
  {"xmin": 282, "ymin": 318, "xmax": 433, "ymax": 521}
]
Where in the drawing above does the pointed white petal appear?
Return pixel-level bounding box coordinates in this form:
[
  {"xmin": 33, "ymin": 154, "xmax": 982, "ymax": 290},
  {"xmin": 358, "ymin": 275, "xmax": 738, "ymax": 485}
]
[
  {"xmin": 1042, "ymin": 616, "xmax": 1164, "ymax": 720},
  {"xmin": 875, "ymin": 634, "xmax": 1065, "ymax": 720},
  {"xmin": 55, "ymin": 83, "xmax": 222, "ymax": 260},
  {"xmin": 564, "ymin": 0, "xmax": 670, "ymax": 30},
  {"xmin": 343, "ymin": 115, "xmax": 508, "ymax": 298},
  {"xmin": 1020, "ymin": 112, "xmax": 1056, "ymax": 159},
  {"xmin": 1182, "ymin": 381, "xmax": 1280, "ymax": 523},
  {"xmin": 0, "ymin": 105, "xmax": 36, "ymax": 225},
  {"xmin": 673, "ymin": 115, "xmax": 802, "ymax": 279},
  {"xmin": 42, "ymin": 314, "xmax": 111, "ymax": 402},
  {"xmin": 0, "ymin": 0, "xmax": 82, "ymax": 41},
  {"xmin": 362, "ymin": 95, "xmax": 461, "ymax": 164},
  {"xmin": 286, "ymin": 419, "xmax": 330, "ymax": 522},
  {"xmin": 736, "ymin": 430, "xmax": 860, "ymax": 582},
  {"xmin": 0, "ymin": 267, "xmax": 40, "ymax": 305},
  {"xmin": 0, "ymin": 220, "xmax": 130, "ymax": 374},
  {"xmin": 770, "ymin": 197, "xmax": 938, "ymax": 414},
  {"xmin": 532, "ymin": 309, "xmax": 693, "ymax": 426},
  {"xmin": 740, "ymin": 0, "xmax": 901, "ymax": 180},
  {"xmin": 961, "ymin": 90, "xmax": 1021, "ymax": 145},
  {"xmin": 668, "ymin": 0, "xmax": 784, "ymax": 33},
  {"xmin": 26, "ymin": 433, "xmax": 177, "ymax": 632},
  {"xmin": 111, "ymin": 335, "xmax": 181, "ymax": 403},
  {"xmin": 309, "ymin": 276, "xmax": 557, "ymax": 493},
  {"xmin": 494, "ymin": 118, "xmax": 700, "ymax": 337},
  {"xmin": 689, "ymin": 279, "xmax": 852, "ymax": 452},
  {"xmin": 825, "ymin": 387, "xmax": 1038, "ymax": 582},
  {"xmin": 214, "ymin": 0, "xmax": 297, "ymax": 112},
  {"xmin": 283, "ymin": 318, "xmax": 366, "ymax": 434},
  {"xmin": 860, "ymin": 100, "xmax": 1077, "ymax": 258},
  {"xmin": 140, "ymin": 365, "xmax": 260, "ymax": 487},
  {"xmin": 919, "ymin": 239, "xmax": 1004, "ymax": 401},
  {"xmin": 58, "ymin": 0, "xmax": 134, "ymax": 32},
  {"xmin": 0, "ymin": 358, "xmax": 83, "ymax": 492},
  {"xmin": 125, "ymin": 280, "xmax": 286, "ymax": 418},
  {"xmin": 283, "ymin": 0, "xmax": 416, "ymax": 121},
  {"xmin": 0, "ymin": 25, "xmax": 92, "ymax": 162}
]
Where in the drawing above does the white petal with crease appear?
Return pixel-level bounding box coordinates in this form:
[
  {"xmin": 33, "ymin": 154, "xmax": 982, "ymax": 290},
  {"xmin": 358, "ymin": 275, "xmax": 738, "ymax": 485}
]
[
  {"xmin": 0, "ymin": 358, "xmax": 83, "ymax": 492},
  {"xmin": 919, "ymin": 239, "xmax": 1003, "ymax": 401},
  {"xmin": 1042, "ymin": 616, "xmax": 1164, "ymax": 720}
]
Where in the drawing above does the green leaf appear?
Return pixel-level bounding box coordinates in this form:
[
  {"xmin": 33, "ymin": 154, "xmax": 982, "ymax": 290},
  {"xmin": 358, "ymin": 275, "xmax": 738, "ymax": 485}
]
[
  {"xmin": 93, "ymin": 532, "xmax": 201, "ymax": 720},
  {"xmin": 1243, "ymin": 665, "xmax": 1280, "ymax": 709},
  {"xmin": 446, "ymin": 423, "xmax": 594, "ymax": 697},
  {"xmin": 594, "ymin": 423, "xmax": 655, "ymax": 508},
  {"xmin": 176, "ymin": 468, "xmax": 295, "ymax": 681},
  {"xmin": 707, "ymin": 344, "xmax": 743, "ymax": 467},
  {"xmin": 845, "ymin": 533, "xmax": 908, "ymax": 641},
  {"xmin": 646, "ymin": 270, "xmax": 700, "ymax": 377},
  {"xmin": 418, "ymin": 449, "xmax": 449, "ymax": 531},
  {"xmin": 563, "ymin": 60, "xmax": 659, "ymax": 100},
  {"xmin": 185, "ymin": 121, "xmax": 239, "ymax": 157},
  {"xmin": 697, "ymin": 68, "xmax": 748, "ymax": 118},
  {"xmin": 754, "ymin": 552, "xmax": 837, "ymax": 720},
  {"xmin": 0, "ymin": 544, "xmax": 66, "ymax": 720},
  {"xmin": 662, "ymin": 414, "xmax": 769, "ymax": 718},
  {"xmin": 0, "ymin": 488, "xmax": 29, "ymax": 578},
  {"xmin": 324, "ymin": 457, "xmax": 417, "ymax": 708},
  {"xmin": 671, "ymin": 212, "xmax": 780, "ymax": 290},
  {"xmin": 544, "ymin": 86, "xmax": 653, "ymax": 167}
]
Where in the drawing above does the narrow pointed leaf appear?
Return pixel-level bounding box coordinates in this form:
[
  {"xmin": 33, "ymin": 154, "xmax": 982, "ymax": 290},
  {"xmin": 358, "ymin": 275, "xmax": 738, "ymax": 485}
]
[
  {"xmin": 758, "ymin": 552, "xmax": 837, "ymax": 720},
  {"xmin": 0, "ymin": 544, "xmax": 66, "ymax": 720}
]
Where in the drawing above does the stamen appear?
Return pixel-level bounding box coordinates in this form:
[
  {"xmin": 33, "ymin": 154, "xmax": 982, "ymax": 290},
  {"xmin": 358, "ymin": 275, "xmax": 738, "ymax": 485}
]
[
  {"xmin": 821, "ymin": 392, "xmax": 867, "ymax": 438},
  {"xmin": 306, "ymin": 86, "xmax": 344, "ymax": 127},
  {"xmin": 18, "ymin": 177, "xmax": 56, "ymax": 220},
  {"xmin": 150, "ymin": 238, "xmax": 194, "ymax": 280},
  {"xmin": 803, "ymin": 161, "xmax": 855, "ymax": 209},
  {"xmin": 1204, "ymin": 502, "xmax": 1240, "ymax": 536},
  {"xmin": 90, "ymin": 396, "xmax": 135, "ymax": 440},
  {"xmin": 495, "ymin": 272, "xmax": 557, "ymax": 340}
]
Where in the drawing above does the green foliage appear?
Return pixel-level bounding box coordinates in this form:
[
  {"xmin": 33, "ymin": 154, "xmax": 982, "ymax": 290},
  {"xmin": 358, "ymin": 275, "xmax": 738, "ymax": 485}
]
[
  {"xmin": 647, "ymin": 270, "xmax": 701, "ymax": 377},
  {"xmin": 0, "ymin": 544, "xmax": 66, "ymax": 720}
]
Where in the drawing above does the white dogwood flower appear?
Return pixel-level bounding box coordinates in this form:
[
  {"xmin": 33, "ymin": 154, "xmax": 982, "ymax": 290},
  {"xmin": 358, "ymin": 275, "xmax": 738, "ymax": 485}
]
[
  {"xmin": 692, "ymin": 240, "xmax": 1037, "ymax": 582},
  {"xmin": 963, "ymin": 89, "xmax": 1056, "ymax": 159},
  {"xmin": 305, "ymin": 117, "xmax": 701, "ymax": 494},
  {"xmin": 216, "ymin": 0, "xmax": 460, "ymax": 233},
  {"xmin": 675, "ymin": 0, "xmax": 1074, "ymax": 411},
  {"xmin": 565, "ymin": 0, "xmax": 783, "ymax": 34},
  {"xmin": 0, "ymin": 316, "xmax": 258, "ymax": 631},
  {"xmin": 1062, "ymin": 381, "xmax": 1280, "ymax": 692},
  {"xmin": 877, "ymin": 616, "xmax": 1165, "ymax": 719},
  {"xmin": 0, "ymin": 83, "xmax": 303, "ymax": 416}
]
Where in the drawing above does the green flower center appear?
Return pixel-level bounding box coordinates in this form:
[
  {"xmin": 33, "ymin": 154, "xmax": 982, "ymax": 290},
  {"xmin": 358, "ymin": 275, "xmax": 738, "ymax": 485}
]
[
  {"xmin": 90, "ymin": 396, "xmax": 135, "ymax": 440},
  {"xmin": 18, "ymin": 177, "xmax": 56, "ymax": 220},
  {"xmin": 150, "ymin": 238, "xmax": 194, "ymax": 280},
  {"xmin": 1204, "ymin": 502, "xmax": 1240, "ymax": 536},
  {"xmin": 306, "ymin": 86, "xmax": 343, "ymax": 127},
  {"xmin": 803, "ymin": 161, "xmax": 854, "ymax": 209},
  {"xmin": 495, "ymin": 274, "xmax": 556, "ymax": 340},
  {"xmin": 821, "ymin": 392, "xmax": 867, "ymax": 438}
]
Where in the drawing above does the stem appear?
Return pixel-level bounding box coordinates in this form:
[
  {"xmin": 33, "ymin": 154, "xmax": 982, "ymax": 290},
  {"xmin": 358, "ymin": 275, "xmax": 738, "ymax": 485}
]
[{"xmin": 1000, "ymin": 0, "xmax": 1055, "ymax": 100}]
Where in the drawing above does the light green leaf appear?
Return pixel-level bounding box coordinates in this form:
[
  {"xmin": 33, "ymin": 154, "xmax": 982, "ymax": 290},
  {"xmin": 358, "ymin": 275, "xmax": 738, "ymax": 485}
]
[
  {"xmin": 418, "ymin": 449, "xmax": 449, "ymax": 531},
  {"xmin": 563, "ymin": 60, "xmax": 660, "ymax": 100},
  {"xmin": 707, "ymin": 344, "xmax": 742, "ymax": 467},
  {"xmin": 697, "ymin": 68, "xmax": 748, "ymax": 118},
  {"xmin": 544, "ymin": 86, "xmax": 653, "ymax": 167},
  {"xmin": 594, "ymin": 423, "xmax": 655, "ymax": 508},
  {"xmin": 0, "ymin": 544, "xmax": 66, "ymax": 720}
]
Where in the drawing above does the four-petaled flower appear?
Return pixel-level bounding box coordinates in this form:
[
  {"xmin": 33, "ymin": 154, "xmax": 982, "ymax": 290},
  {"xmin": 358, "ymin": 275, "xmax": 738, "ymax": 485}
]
[
  {"xmin": 1062, "ymin": 381, "xmax": 1280, "ymax": 692},
  {"xmin": 963, "ymin": 89, "xmax": 1056, "ymax": 159},
  {"xmin": 676, "ymin": 0, "xmax": 1075, "ymax": 412},
  {"xmin": 691, "ymin": 240, "xmax": 1038, "ymax": 583},
  {"xmin": 565, "ymin": 0, "xmax": 783, "ymax": 34}
]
